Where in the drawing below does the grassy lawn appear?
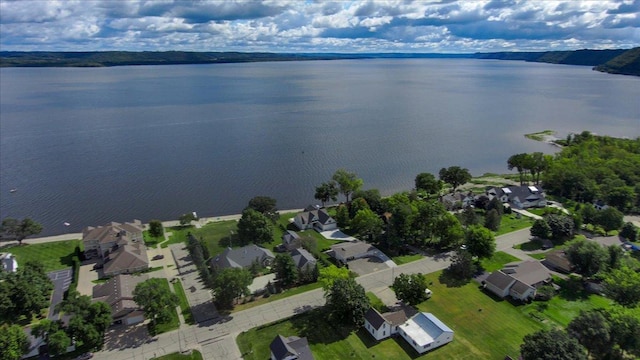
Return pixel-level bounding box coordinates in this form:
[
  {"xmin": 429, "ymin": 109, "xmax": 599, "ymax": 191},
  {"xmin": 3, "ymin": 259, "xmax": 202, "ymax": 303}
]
[
  {"xmin": 232, "ymin": 282, "xmax": 323, "ymax": 312},
  {"xmin": 172, "ymin": 279, "xmax": 195, "ymax": 325},
  {"xmin": 152, "ymin": 351, "xmax": 203, "ymax": 360},
  {"xmin": 3, "ymin": 240, "xmax": 81, "ymax": 272},
  {"xmin": 143, "ymin": 230, "xmax": 163, "ymax": 248},
  {"xmin": 479, "ymin": 251, "xmax": 520, "ymax": 272},
  {"xmin": 367, "ymin": 292, "xmax": 389, "ymax": 313},
  {"xmin": 149, "ymin": 279, "xmax": 180, "ymax": 335},
  {"xmin": 495, "ymin": 214, "xmax": 533, "ymax": 236},
  {"xmin": 391, "ymin": 254, "xmax": 423, "ymax": 265},
  {"xmin": 161, "ymin": 225, "xmax": 198, "ymax": 249}
]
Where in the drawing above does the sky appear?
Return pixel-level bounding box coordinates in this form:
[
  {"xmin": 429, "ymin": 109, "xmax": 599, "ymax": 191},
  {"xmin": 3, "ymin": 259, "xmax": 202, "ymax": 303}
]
[{"xmin": 1, "ymin": 0, "xmax": 639, "ymax": 53}]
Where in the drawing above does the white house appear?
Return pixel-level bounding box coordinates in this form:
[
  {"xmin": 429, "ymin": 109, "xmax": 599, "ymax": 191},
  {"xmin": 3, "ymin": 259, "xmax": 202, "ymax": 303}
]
[
  {"xmin": 484, "ymin": 260, "xmax": 551, "ymax": 301},
  {"xmin": 364, "ymin": 308, "xmax": 410, "ymax": 341},
  {"xmin": 486, "ymin": 186, "xmax": 547, "ymax": 209},
  {"xmin": 0, "ymin": 252, "xmax": 18, "ymax": 272},
  {"xmin": 398, "ymin": 312, "xmax": 454, "ymax": 354},
  {"xmin": 293, "ymin": 206, "xmax": 337, "ymax": 231}
]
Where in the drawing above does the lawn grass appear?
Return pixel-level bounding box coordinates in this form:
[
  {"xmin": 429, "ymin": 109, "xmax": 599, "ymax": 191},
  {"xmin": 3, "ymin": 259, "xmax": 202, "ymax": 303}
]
[
  {"xmin": 495, "ymin": 214, "xmax": 533, "ymax": 236},
  {"xmin": 172, "ymin": 279, "xmax": 195, "ymax": 325},
  {"xmin": 367, "ymin": 292, "xmax": 389, "ymax": 313},
  {"xmin": 149, "ymin": 278, "xmax": 180, "ymax": 335},
  {"xmin": 232, "ymin": 282, "xmax": 323, "ymax": 312},
  {"xmin": 143, "ymin": 230, "xmax": 162, "ymax": 248},
  {"xmin": 480, "ymin": 251, "xmax": 520, "ymax": 272},
  {"xmin": 392, "ymin": 253, "xmax": 423, "ymax": 265},
  {"xmin": 161, "ymin": 225, "xmax": 197, "ymax": 249},
  {"xmin": 3, "ymin": 240, "xmax": 82, "ymax": 272},
  {"xmin": 528, "ymin": 253, "xmax": 547, "ymax": 260},
  {"xmin": 152, "ymin": 350, "xmax": 203, "ymax": 360}
]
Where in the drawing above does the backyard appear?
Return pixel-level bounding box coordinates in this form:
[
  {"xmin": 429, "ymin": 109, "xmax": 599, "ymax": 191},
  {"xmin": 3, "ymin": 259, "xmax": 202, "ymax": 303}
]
[{"xmin": 2, "ymin": 240, "xmax": 82, "ymax": 272}]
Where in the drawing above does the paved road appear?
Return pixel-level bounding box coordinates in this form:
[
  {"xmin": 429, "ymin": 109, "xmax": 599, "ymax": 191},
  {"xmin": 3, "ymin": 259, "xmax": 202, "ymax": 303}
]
[{"xmin": 92, "ymin": 228, "xmax": 532, "ymax": 360}]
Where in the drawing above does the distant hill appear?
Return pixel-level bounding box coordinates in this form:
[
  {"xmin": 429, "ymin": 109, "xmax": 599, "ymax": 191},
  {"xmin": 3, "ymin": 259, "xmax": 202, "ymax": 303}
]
[
  {"xmin": 594, "ymin": 47, "xmax": 640, "ymax": 76},
  {"xmin": 475, "ymin": 49, "xmax": 628, "ymax": 66}
]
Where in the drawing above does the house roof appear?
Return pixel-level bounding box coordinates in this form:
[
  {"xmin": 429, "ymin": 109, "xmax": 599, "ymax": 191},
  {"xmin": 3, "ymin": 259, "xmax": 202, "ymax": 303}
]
[
  {"xmin": 330, "ymin": 241, "xmax": 376, "ymax": 260},
  {"xmin": 364, "ymin": 308, "xmax": 387, "ymax": 330},
  {"xmin": 270, "ymin": 334, "xmax": 314, "ymax": 360},
  {"xmin": 543, "ymin": 250, "xmax": 573, "ymax": 272},
  {"xmin": 510, "ymin": 280, "xmax": 534, "ymax": 296},
  {"xmin": 295, "ymin": 207, "xmax": 335, "ymax": 227},
  {"xmin": 103, "ymin": 242, "xmax": 149, "ymax": 275},
  {"xmin": 485, "ymin": 270, "xmax": 516, "ymax": 291},
  {"xmin": 93, "ymin": 274, "xmax": 148, "ymax": 318},
  {"xmin": 82, "ymin": 220, "xmax": 143, "ymax": 245},
  {"xmin": 382, "ymin": 308, "xmax": 412, "ymax": 326},
  {"xmin": 212, "ymin": 245, "xmax": 275, "ymax": 269},
  {"xmin": 291, "ymin": 248, "xmax": 316, "ymax": 269},
  {"xmin": 502, "ymin": 260, "xmax": 550, "ymax": 286},
  {"xmin": 282, "ymin": 230, "xmax": 301, "ymax": 244},
  {"xmin": 401, "ymin": 312, "xmax": 453, "ymax": 347}
]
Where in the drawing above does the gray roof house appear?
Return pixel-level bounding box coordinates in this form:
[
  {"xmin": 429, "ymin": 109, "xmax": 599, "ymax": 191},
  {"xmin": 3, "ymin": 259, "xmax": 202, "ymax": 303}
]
[
  {"xmin": 542, "ymin": 250, "xmax": 573, "ymax": 273},
  {"xmin": 103, "ymin": 241, "xmax": 149, "ymax": 277},
  {"xmin": 291, "ymin": 248, "xmax": 316, "ymax": 271},
  {"xmin": 484, "ymin": 260, "xmax": 551, "ymax": 301},
  {"xmin": 330, "ymin": 241, "xmax": 378, "ymax": 264},
  {"xmin": 293, "ymin": 206, "xmax": 338, "ymax": 231},
  {"xmin": 211, "ymin": 245, "xmax": 275, "ymax": 270},
  {"xmin": 82, "ymin": 220, "xmax": 144, "ymax": 259},
  {"xmin": 92, "ymin": 274, "xmax": 148, "ymax": 325},
  {"xmin": 486, "ymin": 185, "xmax": 547, "ymax": 209},
  {"xmin": 278, "ymin": 230, "xmax": 302, "ymax": 252},
  {"xmin": 270, "ymin": 334, "xmax": 314, "ymax": 360}
]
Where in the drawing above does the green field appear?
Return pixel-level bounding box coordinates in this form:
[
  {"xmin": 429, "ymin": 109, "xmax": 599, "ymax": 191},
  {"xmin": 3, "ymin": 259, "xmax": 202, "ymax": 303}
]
[
  {"xmin": 238, "ymin": 269, "xmax": 613, "ymax": 359},
  {"xmin": 2, "ymin": 240, "xmax": 82, "ymax": 272},
  {"xmin": 479, "ymin": 251, "xmax": 520, "ymax": 272},
  {"xmin": 152, "ymin": 350, "xmax": 203, "ymax": 360},
  {"xmin": 233, "ymin": 282, "xmax": 323, "ymax": 313},
  {"xmin": 391, "ymin": 254, "xmax": 423, "ymax": 265},
  {"xmin": 495, "ymin": 214, "xmax": 533, "ymax": 236},
  {"xmin": 172, "ymin": 279, "xmax": 195, "ymax": 325}
]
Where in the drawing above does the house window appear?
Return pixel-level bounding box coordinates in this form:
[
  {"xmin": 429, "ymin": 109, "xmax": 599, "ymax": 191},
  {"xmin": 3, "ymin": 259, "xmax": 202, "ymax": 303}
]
[{"xmin": 383, "ymin": 331, "xmax": 386, "ymax": 336}]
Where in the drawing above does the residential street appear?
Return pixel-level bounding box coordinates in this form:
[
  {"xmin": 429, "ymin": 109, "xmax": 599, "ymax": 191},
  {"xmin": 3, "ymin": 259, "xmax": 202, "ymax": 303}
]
[{"xmin": 92, "ymin": 228, "xmax": 534, "ymax": 360}]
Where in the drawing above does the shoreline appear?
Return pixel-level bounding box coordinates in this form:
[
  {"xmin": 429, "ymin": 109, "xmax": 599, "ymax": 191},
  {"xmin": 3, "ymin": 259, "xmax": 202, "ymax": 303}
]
[{"xmin": 3, "ymin": 208, "xmax": 306, "ymax": 245}]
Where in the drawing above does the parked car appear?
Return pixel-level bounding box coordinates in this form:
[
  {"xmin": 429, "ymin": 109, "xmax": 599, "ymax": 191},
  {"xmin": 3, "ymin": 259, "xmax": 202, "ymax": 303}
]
[{"xmin": 152, "ymin": 254, "xmax": 165, "ymax": 260}]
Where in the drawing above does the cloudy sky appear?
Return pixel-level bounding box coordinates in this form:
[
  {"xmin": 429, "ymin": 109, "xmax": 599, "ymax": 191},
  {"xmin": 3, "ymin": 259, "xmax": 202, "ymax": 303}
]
[{"xmin": 1, "ymin": 0, "xmax": 638, "ymax": 53}]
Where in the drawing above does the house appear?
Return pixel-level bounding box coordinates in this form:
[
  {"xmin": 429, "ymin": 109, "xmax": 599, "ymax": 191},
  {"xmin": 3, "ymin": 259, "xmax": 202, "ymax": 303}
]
[
  {"xmin": 441, "ymin": 192, "xmax": 475, "ymax": 210},
  {"xmin": 269, "ymin": 334, "xmax": 314, "ymax": 360},
  {"xmin": 291, "ymin": 248, "xmax": 316, "ymax": 271},
  {"xmin": 92, "ymin": 274, "xmax": 148, "ymax": 325},
  {"xmin": 211, "ymin": 245, "xmax": 275, "ymax": 270},
  {"xmin": 278, "ymin": 230, "xmax": 302, "ymax": 252},
  {"xmin": 82, "ymin": 220, "xmax": 144, "ymax": 259},
  {"xmin": 593, "ymin": 200, "xmax": 609, "ymax": 211},
  {"xmin": 363, "ymin": 307, "xmax": 412, "ymax": 341},
  {"xmin": 484, "ymin": 261, "xmax": 552, "ymax": 301},
  {"xmin": 293, "ymin": 206, "xmax": 337, "ymax": 231},
  {"xmin": 542, "ymin": 250, "xmax": 573, "ymax": 273},
  {"xmin": 398, "ymin": 312, "xmax": 454, "ymax": 354},
  {"xmin": 103, "ymin": 241, "xmax": 149, "ymax": 277},
  {"xmin": 0, "ymin": 252, "xmax": 18, "ymax": 272},
  {"xmin": 486, "ymin": 186, "xmax": 546, "ymax": 209},
  {"xmin": 329, "ymin": 241, "xmax": 379, "ymax": 265}
]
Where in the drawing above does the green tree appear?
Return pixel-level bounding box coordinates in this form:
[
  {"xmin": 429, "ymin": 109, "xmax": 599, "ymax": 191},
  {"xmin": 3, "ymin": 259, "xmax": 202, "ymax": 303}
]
[
  {"xmin": 530, "ymin": 219, "xmax": 551, "ymax": 239},
  {"xmin": 567, "ymin": 310, "xmax": 612, "ymax": 358},
  {"xmin": 602, "ymin": 266, "xmax": 640, "ymax": 307},
  {"xmin": 486, "ymin": 197, "xmax": 504, "ymax": 215},
  {"xmin": 0, "ymin": 324, "xmax": 29, "ymax": 360},
  {"xmin": 620, "ymin": 222, "xmax": 638, "ymax": 241},
  {"xmin": 520, "ymin": 329, "xmax": 587, "ymax": 360},
  {"xmin": 133, "ymin": 278, "xmax": 179, "ymax": 326},
  {"xmin": 433, "ymin": 212, "xmax": 465, "ymax": 249},
  {"xmin": 58, "ymin": 290, "xmax": 111, "ymax": 350},
  {"xmin": 606, "ymin": 186, "xmax": 635, "ymax": 213},
  {"xmin": 565, "ymin": 238, "xmax": 608, "ymax": 277},
  {"xmin": 332, "ymin": 169, "xmax": 364, "ymax": 203},
  {"xmin": 507, "ymin": 153, "xmax": 528, "ymax": 185},
  {"xmin": 465, "ymin": 225, "xmax": 496, "ymax": 259},
  {"xmin": 273, "ymin": 254, "xmax": 298, "ymax": 287},
  {"xmin": 392, "ymin": 273, "xmax": 429, "ymax": 305},
  {"xmin": 318, "ymin": 265, "xmax": 352, "ymax": 294},
  {"xmin": 484, "ymin": 209, "xmax": 501, "ymax": 231},
  {"xmin": 335, "ymin": 205, "xmax": 350, "ymax": 228},
  {"xmin": 1, "ymin": 262, "xmax": 53, "ymax": 321},
  {"xmin": 148, "ymin": 219, "xmax": 164, "ymax": 239},
  {"xmin": 211, "ymin": 268, "xmax": 252, "ymax": 309},
  {"xmin": 1, "ymin": 218, "xmax": 42, "ymax": 244},
  {"xmin": 415, "ymin": 173, "xmax": 442, "ymax": 195},
  {"xmin": 31, "ymin": 320, "xmax": 71, "ymax": 357},
  {"xmin": 246, "ymin": 196, "xmax": 279, "ymax": 222},
  {"xmin": 459, "ymin": 206, "xmax": 480, "ymax": 227},
  {"xmin": 237, "ymin": 208, "xmax": 274, "ymax": 245},
  {"xmin": 314, "ymin": 181, "xmax": 339, "ymax": 207},
  {"xmin": 605, "ymin": 306, "xmax": 640, "ymax": 357},
  {"xmin": 546, "ymin": 214, "xmax": 575, "ymax": 241},
  {"xmin": 351, "ymin": 208, "xmax": 383, "ymax": 241},
  {"xmin": 349, "ymin": 197, "xmax": 370, "ymax": 218},
  {"xmin": 352, "ymin": 189, "xmax": 383, "ymax": 214},
  {"xmin": 579, "ymin": 203, "xmax": 598, "ymax": 225},
  {"xmin": 179, "ymin": 212, "xmax": 197, "ymax": 226},
  {"xmin": 438, "ymin": 166, "xmax": 472, "ymax": 192},
  {"xmin": 325, "ymin": 278, "xmax": 370, "ymax": 326},
  {"xmin": 447, "ymin": 250, "xmax": 477, "ymax": 280},
  {"xmin": 593, "ymin": 206, "xmax": 624, "ymax": 232}
]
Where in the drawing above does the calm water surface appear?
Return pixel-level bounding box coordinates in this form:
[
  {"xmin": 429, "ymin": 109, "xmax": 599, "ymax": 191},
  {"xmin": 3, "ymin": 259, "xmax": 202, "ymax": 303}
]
[{"xmin": 1, "ymin": 59, "xmax": 638, "ymax": 236}]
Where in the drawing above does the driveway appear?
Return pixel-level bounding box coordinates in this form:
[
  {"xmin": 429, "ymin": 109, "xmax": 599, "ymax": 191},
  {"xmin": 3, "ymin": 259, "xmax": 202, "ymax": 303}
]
[
  {"xmin": 318, "ymin": 229, "xmax": 357, "ymax": 241},
  {"xmin": 77, "ymin": 263, "xmax": 98, "ymax": 297},
  {"xmin": 348, "ymin": 256, "xmax": 390, "ymax": 276},
  {"xmin": 248, "ymin": 273, "xmax": 276, "ymax": 294},
  {"xmin": 170, "ymin": 244, "xmax": 218, "ymax": 323}
]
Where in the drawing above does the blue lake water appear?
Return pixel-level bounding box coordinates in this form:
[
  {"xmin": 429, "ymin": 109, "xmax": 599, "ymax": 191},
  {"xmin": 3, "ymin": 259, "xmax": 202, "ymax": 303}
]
[{"xmin": 1, "ymin": 59, "xmax": 639, "ymax": 236}]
